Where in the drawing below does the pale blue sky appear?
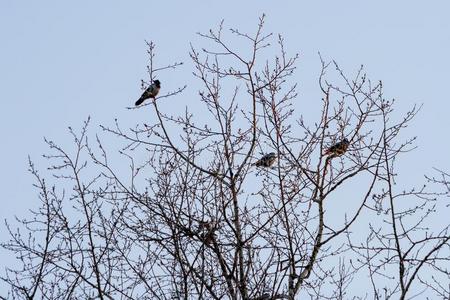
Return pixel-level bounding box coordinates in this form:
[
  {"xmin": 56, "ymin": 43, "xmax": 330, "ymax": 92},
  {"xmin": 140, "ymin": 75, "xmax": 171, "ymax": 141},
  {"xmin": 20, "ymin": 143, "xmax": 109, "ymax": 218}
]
[{"xmin": 1, "ymin": 0, "xmax": 450, "ymax": 295}]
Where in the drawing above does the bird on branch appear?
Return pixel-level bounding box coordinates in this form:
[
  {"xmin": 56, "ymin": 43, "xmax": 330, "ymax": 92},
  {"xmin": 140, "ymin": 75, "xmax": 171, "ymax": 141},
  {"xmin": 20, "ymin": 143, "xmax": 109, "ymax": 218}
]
[
  {"xmin": 135, "ymin": 80, "xmax": 161, "ymax": 106},
  {"xmin": 253, "ymin": 152, "xmax": 277, "ymax": 167},
  {"xmin": 324, "ymin": 138, "xmax": 350, "ymax": 157}
]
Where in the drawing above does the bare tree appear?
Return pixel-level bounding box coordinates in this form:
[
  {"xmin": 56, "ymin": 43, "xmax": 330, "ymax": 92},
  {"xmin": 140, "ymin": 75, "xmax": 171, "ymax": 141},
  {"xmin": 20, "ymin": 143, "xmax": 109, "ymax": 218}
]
[{"xmin": 2, "ymin": 16, "xmax": 449, "ymax": 300}]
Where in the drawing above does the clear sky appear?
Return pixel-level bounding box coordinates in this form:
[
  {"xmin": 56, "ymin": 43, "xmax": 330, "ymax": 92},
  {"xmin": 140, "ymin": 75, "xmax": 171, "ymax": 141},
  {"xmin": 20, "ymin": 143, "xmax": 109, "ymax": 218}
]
[{"xmin": 1, "ymin": 0, "xmax": 450, "ymax": 295}]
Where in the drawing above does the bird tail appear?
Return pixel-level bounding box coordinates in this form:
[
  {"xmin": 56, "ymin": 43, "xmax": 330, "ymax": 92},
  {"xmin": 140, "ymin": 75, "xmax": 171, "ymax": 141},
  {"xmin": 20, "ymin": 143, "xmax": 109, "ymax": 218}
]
[{"xmin": 135, "ymin": 97, "xmax": 145, "ymax": 106}]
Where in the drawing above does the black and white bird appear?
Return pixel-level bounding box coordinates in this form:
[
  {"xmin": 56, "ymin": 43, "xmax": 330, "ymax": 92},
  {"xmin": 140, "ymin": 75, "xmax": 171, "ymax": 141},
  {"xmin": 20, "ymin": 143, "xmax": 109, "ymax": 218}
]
[
  {"xmin": 324, "ymin": 138, "xmax": 350, "ymax": 157},
  {"xmin": 135, "ymin": 80, "xmax": 161, "ymax": 106},
  {"xmin": 253, "ymin": 152, "xmax": 277, "ymax": 167}
]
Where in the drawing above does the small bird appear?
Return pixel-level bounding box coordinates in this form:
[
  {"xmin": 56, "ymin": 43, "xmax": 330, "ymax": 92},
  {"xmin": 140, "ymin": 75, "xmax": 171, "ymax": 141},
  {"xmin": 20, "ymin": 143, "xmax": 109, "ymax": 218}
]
[
  {"xmin": 198, "ymin": 220, "xmax": 217, "ymax": 245},
  {"xmin": 324, "ymin": 138, "xmax": 350, "ymax": 157},
  {"xmin": 253, "ymin": 152, "xmax": 277, "ymax": 167},
  {"xmin": 135, "ymin": 80, "xmax": 161, "ymax": 106}
]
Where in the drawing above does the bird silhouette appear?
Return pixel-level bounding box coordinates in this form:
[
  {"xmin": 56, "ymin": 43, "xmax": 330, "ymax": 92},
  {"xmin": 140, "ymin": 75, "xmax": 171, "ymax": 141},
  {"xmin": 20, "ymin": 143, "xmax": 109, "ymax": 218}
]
[
  {"xmin": 324, "ymin": 138, "xmax": 350, "ymax": 157},
  {"xmin": 135, "ymin": 80, "xmax": 161, "ymax": 106},
  {"xmin": 253, "ymin": 152, "xmax": 277, "ymax": 167}
]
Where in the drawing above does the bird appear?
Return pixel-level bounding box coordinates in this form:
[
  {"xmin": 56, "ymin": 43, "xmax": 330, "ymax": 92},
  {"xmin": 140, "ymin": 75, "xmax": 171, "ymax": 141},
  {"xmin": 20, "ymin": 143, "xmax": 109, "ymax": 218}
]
[
  {"xmin": 135, "ymin": 80, "xmax": 161, "ymax": 106},
  {"xmin": 324, "ymin": 138, "xmax": 350, "ymax": 157},
  {"xmin": 197, "ymin": 220, "xmax": 217, "ymax": 245},
  {"xmin": 253, "ymin": 152, "xmax": 277, "ymax": 167}
]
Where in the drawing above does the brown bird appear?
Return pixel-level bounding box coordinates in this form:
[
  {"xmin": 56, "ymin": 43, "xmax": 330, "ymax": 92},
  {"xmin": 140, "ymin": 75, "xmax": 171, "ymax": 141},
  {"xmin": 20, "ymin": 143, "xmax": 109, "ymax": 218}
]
[
  {"xmin": 324, "ymin": 138, "xmax": 350, "ymax": 157},
  {"xmin": 135, "ymin": 80, "xmax": 161, "ymax": 106}
]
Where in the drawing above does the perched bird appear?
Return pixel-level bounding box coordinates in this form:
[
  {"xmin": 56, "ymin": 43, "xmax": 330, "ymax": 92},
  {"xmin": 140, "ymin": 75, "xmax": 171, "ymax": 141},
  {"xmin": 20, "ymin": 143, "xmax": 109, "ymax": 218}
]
[
  {"xmin": 253, "ymin": 152, "xmax": 277, "ymax": 167},
  {"xmin": 198, "ymin": 220, "xmax": 217, "ymax": 245},
  {"xmin": 324, "ymin": 138, "xmax": 350, "ymax": 157},
  {"xmin": 135, "ymin": 80, "xmax": 161, "ymax": 106}
]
